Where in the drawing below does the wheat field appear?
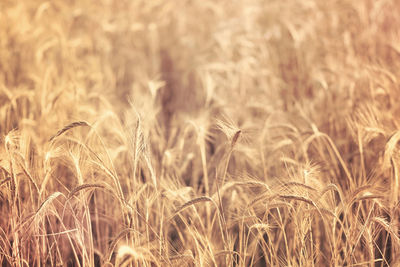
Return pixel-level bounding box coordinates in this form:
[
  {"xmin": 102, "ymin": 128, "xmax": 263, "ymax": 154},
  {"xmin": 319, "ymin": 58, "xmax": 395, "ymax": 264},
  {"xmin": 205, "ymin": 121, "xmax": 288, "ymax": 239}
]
[{"xmin": 1, "ymin": 0, "xmax": 400, "ymax": 266}]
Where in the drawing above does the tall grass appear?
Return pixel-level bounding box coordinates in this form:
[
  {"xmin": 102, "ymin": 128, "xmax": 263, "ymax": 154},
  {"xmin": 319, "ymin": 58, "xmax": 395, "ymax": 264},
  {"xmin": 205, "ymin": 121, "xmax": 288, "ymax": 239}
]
[{"xmin": 1, "ymin": 0, "xmax": 400, "ymax": 266}]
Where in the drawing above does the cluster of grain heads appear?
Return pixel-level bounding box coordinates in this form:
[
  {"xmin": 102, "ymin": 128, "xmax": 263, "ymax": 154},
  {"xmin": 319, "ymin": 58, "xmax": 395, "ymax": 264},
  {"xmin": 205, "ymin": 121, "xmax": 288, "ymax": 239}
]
[{"xmin": 2, "ymin": 0, "xmax": 400, "ymax": 266}]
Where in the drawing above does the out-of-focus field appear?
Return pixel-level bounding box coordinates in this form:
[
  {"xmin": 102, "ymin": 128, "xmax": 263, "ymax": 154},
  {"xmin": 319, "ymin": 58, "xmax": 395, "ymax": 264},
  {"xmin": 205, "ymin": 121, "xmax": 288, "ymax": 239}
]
[{"xmin": 1, "ymin": 0, "xmax": 400, "ymax": 266}]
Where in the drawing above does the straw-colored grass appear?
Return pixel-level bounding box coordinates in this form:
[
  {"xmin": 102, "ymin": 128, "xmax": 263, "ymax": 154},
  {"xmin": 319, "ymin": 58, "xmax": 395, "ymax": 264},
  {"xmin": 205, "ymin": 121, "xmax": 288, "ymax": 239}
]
[{"xmin": 1, "ymin": 0, "xmax": 400, "ymax": 266}]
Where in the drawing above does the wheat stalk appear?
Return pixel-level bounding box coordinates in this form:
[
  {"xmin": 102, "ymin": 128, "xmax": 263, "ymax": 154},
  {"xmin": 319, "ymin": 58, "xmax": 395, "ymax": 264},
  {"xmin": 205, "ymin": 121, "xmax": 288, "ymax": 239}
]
[{"xmin": 49, "ymin": 121, "xmax": 89, "ymax": 142}]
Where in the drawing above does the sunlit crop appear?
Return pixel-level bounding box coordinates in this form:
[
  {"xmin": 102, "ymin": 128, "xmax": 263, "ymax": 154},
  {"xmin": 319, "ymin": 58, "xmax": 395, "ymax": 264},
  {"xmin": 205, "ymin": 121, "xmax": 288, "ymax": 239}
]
[{"xmin": 1, "ymin": 0, "xmax": 400, "ymax": 266}]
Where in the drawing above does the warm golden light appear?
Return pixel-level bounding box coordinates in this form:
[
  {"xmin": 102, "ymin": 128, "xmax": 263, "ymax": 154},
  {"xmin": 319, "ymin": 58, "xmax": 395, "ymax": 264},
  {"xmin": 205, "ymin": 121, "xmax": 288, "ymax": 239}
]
[{"xmin": 0, "ymin": 0, "xmax": 399, "ymax": 266}]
